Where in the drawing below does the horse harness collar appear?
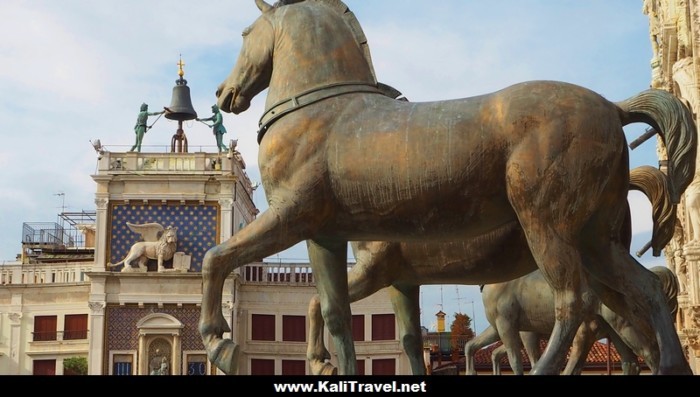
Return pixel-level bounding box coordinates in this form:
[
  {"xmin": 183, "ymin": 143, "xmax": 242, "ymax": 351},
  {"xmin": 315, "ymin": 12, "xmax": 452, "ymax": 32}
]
[{"xmin": 257, "ymin": 81, "xmax": 386, "ymax": 144}]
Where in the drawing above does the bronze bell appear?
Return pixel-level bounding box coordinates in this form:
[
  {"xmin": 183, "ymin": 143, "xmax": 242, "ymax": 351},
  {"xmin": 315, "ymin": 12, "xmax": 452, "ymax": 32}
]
[{"xmin": 165, "ymin": 77, "xmax": 198, "ymax": 121}]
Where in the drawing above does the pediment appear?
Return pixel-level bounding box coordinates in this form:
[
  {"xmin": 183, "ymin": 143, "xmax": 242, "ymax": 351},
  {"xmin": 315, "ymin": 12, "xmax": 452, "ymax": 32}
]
[{"xmin": 136, "ymin": 313, "xmax": 183, "ymax": 331}]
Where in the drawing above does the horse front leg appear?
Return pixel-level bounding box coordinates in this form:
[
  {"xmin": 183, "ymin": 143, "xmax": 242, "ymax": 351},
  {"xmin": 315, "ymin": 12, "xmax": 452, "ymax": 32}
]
[
  {"xmin": 464, "ymin": 325, "xmax": 500, "ymax": 375},
  {"xmin": 200, "ymin": 209, "xmax": 307, "ymax": 374},
  {"xmin": 307, "ymin": 238, "xmax": 355, "ymax": 375}
]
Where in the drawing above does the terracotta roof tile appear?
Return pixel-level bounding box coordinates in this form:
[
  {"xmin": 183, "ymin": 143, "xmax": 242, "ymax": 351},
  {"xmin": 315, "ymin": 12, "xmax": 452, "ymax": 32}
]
[{"xmin": 434, "ymin": 338, "xmax": 648, "ymax": 373}]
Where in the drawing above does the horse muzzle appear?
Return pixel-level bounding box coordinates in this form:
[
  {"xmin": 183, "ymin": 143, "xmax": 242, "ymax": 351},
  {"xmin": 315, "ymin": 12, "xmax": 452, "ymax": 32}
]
[{"xmin": 216, "ymin": 85, "xmax": 250, "ymax": 114}]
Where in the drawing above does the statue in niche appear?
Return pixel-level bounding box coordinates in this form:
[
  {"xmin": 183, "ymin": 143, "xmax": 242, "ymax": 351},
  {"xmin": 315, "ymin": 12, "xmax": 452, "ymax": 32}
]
[
  {"xmin": 667, "ymin": 220, "xmax": 688, "ymax": 294},
  {"xmin": 150, "ymin": 348, "xmax": 170, "ymax": 375},
  {"xmin": 107, "ymin": 222, "xmax": 178, "ymax": 273},
  {"xmin": 150, "ymin": 357, "xmax": 169, "ymax": 375},
  {"xmin": 685, "ymin": 182, "xmax": 700, "ymax": 246}
]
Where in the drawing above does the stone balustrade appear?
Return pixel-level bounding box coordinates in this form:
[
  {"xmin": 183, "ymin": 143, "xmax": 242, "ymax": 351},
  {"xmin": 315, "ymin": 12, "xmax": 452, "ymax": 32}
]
[{"xmin": 0, "ymin": 263, "xmax": 91, "ymax": 285}]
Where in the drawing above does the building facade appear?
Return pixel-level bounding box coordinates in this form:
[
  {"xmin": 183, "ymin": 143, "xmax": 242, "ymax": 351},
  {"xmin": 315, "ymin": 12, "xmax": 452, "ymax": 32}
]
[
  {"xmin": 0, "ymin": 143, "xmax": 408, "ymax": 375},
  {"xmin": 645, "ymin": 0, "xmax": 700, "ymax": 374}
]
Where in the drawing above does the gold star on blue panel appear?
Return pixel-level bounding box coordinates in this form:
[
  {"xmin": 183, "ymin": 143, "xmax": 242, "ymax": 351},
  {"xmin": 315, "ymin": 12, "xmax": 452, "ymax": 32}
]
[{"xmin": 109, "ymin": 203, "xmax": 218, "ymax": 272}]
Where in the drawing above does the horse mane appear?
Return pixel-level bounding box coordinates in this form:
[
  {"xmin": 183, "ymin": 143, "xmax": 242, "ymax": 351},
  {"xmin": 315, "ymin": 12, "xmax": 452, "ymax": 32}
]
[
  {"xmin": 650, "ymin": 266, "xmax": 680, "ymax": 318},
  {"xmin": 274, "ymin": 0, "xmax": 378, "ymax": 83}
]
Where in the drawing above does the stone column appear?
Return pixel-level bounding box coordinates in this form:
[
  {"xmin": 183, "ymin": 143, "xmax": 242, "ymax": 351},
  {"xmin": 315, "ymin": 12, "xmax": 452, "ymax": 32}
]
[
  {"xmin": 684, "ymin": 245, "xmax": 700, "ymax": 305},
  {"xmin": 93, "ymin": 197, "xmax": 110, "ymax": 272},
  {"xmin": 138, "ymin": 334, "xmax": 147, "ymax": 375},
  {"xmin": 172, "ymin": 334, "xmax": 181, "ymax": 375},
  {"xmin": 8, "ymin": 312, "xmax": 22, "ymax": 375},
  {"xmin": 219, "ymin": 197, "xmax": 234, "ymax": 243},
  {"xmin": 87, "ymin": 301, "xmax": 106, "ymax": 375}
]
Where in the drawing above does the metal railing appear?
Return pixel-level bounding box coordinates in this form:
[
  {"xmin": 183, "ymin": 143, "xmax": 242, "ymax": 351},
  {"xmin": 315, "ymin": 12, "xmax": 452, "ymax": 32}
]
[{"xmin": 32, "ymin": 330, "xmax": 89, "ymax": 342}]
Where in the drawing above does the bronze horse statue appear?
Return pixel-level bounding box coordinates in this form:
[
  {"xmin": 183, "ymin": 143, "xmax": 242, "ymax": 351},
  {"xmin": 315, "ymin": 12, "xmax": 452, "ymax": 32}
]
[
  {"xmin": 202, "ymin": 0, "xmax": 696, "ymax": 375},
  {"xmin": 464, "ymin": 265, "xmax": 679, "ymax": 375},
  {"xmin": 305, "ymin": 165, "xmax": 677, "ymax": 375}
]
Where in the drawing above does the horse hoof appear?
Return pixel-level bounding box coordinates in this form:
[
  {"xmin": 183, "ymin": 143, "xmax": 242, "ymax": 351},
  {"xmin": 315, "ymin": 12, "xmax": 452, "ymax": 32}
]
[
  {"xmin": 320, "ymin": 363, "xmax": 338, "ymax": 375},
  {"xmin": 208, "ymin": 338, "xmax": 240, "ymax": 375},
  {"xmin": 309, "ymin": 361, "xmax": 337, "ymax": 375}
]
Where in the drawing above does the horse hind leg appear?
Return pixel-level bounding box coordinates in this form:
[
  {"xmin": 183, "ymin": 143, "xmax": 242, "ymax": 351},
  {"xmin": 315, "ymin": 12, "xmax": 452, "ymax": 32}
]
[
  {"xmin": 491, "ymin": 345, "xmax": 507, "ymax": 375},
  {"xmin": 520, "ymin": 331, "xmax": 541, "ymax": 371},
  {"xmin": 509, "ymin": 211, "xmax": 597, "ymax": 375},
  {"xmin": 561, "ymin": 319, "xmax": 599, "ymax": 375},
  {"xmin": 585, "ymin": 248, "xmax": 690, "ymax": 375},
  {"xmin": 307, "ymin": 294, "xmax": 337, "ymax": 375}
]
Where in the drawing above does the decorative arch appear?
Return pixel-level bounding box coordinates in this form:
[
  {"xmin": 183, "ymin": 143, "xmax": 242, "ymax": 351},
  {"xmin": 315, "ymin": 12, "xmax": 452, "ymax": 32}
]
[{"xmin": 136, "ymin": 313, "xmax": 184, "ymax": 375}]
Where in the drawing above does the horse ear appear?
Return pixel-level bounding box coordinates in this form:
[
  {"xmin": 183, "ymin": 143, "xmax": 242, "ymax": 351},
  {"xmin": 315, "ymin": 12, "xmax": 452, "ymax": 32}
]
[{"xmin": 255, "ymin": 0, "xmax": 273, "ymax": 12}]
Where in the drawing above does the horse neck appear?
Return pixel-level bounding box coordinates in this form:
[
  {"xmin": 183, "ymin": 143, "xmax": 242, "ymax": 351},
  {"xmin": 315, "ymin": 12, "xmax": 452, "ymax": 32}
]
[{"xmin": 265, "ymin": 5, "xmax": 376, "ymax": 106}]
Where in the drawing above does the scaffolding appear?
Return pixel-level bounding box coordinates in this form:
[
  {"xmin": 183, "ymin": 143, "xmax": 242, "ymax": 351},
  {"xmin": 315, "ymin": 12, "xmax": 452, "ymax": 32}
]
[{"xmin": 21, "ymin": 211, "xmax": 96, "ymax": 263}]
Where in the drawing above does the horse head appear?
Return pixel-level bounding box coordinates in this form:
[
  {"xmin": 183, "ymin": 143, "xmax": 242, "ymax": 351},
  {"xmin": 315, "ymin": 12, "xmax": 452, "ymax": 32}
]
[
  {"xmin": 217, "ymin": 0, "xmax": 376, "ymax": 117},
  {"xmin": 216, "ymin": 1, "xmax": 276, "ymax": 114}
]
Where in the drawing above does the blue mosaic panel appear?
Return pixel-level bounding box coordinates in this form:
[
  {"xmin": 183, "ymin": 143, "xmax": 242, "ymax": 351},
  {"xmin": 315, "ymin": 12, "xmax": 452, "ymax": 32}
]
[
  {"xmin": 104, "ymin": 305, "xmax": 206, "ymax": 374},
  {"xmin": 109, "ymin": 203, "xmax": 218, "ymax": 272}
]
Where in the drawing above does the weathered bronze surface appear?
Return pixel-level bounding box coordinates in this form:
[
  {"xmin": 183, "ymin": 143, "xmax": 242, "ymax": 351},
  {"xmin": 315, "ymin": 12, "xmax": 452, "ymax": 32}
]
[
  {"xmin": 201, "ymin": 0, "xmax": 696, "ymax": 375},
  {"xmin": 305, "ymin": 166, "xmax": 677, "ymax": 375},
  {"xmin": 464, "ymin": 265, "xmax": 678, "ymax": 375}
]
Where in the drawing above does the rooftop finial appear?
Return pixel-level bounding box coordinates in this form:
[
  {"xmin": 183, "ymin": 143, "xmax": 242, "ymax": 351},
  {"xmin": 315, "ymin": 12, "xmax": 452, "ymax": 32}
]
[{"xmin": 177, "ymin": 54, "xmax": 185, "ymax": 79}]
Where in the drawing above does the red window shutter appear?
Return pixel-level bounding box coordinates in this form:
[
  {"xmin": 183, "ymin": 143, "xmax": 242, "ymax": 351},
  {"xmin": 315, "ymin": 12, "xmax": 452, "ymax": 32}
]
[
  {"xmin": 356, "ymin": 359, "xmax": 365, "ymax": 375},
  {"xmin": 352, "ymin": 315, "xmax": 365, "ymax": 341},
  {"xmin": 282, "ymin": 360, "xmax": 306, "ymax": 375},
  {"xmin": 33, "ymin": 359, "xmax": 56, "ymax": 375},
  {"xmin": 34, "ymin": 316, "xmax": 57, "ymax": 341},
  {"xmin": 372, "ymin": 358, "xmax": 395, "ymax": 375},
  {"xmin": 282, "ymin": 315, "xmax": 306, "ymax": 342},
  {"xmin": 371, "ymin": 314, "xmax": 395, "ymax": 341},
  {"xmin": 250, "ymin": 359, "xmax": 275, "ymax": 375},
  {"xmin": 64, "ymin": 314, "xmax": 88, "ymax": 340},
  {"xmin": 252, "ymin": 314, "xmax": 275, "ymax": 341}
]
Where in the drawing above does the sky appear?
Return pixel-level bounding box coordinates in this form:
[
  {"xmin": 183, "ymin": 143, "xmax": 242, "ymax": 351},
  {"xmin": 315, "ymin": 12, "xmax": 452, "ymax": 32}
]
[{"xmin": 0, "ymin": 1, "xmax": 666, "ymax": 335}]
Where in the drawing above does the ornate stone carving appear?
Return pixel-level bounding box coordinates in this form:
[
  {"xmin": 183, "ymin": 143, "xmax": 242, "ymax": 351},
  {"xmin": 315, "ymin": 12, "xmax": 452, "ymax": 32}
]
[
  {"xmin": 106, "ymin": 223, "xmax": 178, "ymax": 273},
  {"xmin": 7, "ymin": 312, "xmax": 21, "ymax": 324},
  {"xmin": 668, "ymin": 221, "xmax": 689, "ymax": 294},
  {"xmin": 95, "ymin": 197, "xmax": 109, "ymax": 210},
  {"xmin": 219, "ymin": 198, "xmax": 233, "ymax": 209},
  {"xmin": 687, "ymin": 332, "xmax": 700, "ymax": 357},
  {"xmin": 690, "ymin": 306, "xmax": 700, "ymax": 328},
  {"xmin": 89, "ymin": 301, "xmax": 106, "ymax": 315}
]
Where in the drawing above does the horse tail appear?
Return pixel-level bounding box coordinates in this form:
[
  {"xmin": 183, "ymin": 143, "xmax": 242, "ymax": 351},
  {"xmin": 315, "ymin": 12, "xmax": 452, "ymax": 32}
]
[
  {"xmin": 616, "ymin": 89, "xmax": 697, "ymax": 204},
  {"xmin": 629, "ymin": 165, "xmax": 677, "ymax": 256},
  {"xmin": 649, "ymin": 266, "xmax": 680, "ymax": 318}
]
